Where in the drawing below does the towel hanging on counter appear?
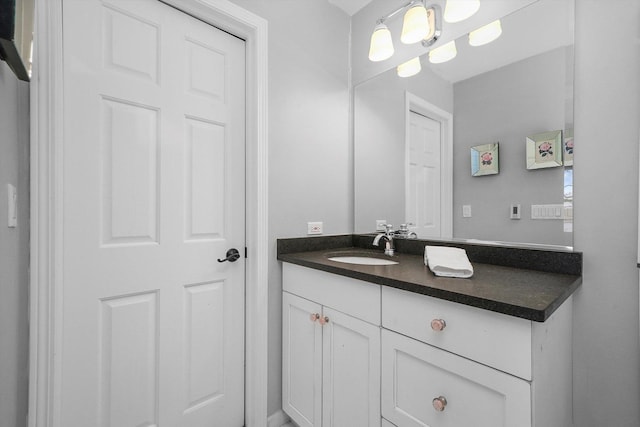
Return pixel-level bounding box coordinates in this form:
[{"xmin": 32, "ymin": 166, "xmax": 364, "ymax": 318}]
[{"xmin": 424, "ymin": 246, "xmax": 474, "ymax": 278}]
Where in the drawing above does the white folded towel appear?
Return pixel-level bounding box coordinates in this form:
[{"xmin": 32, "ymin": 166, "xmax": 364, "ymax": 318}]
[{"xmin": 424, "ymin": 246, "xmax": 474, "ymax": 278}]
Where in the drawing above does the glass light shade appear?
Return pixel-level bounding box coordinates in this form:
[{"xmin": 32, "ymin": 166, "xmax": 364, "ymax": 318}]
[
  {"xmin": 428, "ymin": 40, "xmax": 457, "ymax": 64},
  {"xmin": 397, "ymin": 57, "xmax": 422, "ymax": 78},
  {"xmin": 444, "ymin": 0, "xmax": 480, "ymax": 23},
  {"xmin": 401, "ymin": 4, "xmax": 430, "ymax": 44},
  {"xmin": 469, "ymin": 20, "xmax": 502, "ymax": 46},
  {"xmin": 368, "ymin": 24, "xmax": 394, "ymax": 62}
]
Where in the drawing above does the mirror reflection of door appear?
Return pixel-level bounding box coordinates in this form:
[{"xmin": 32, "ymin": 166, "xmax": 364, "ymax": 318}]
[{"xmin": 407, "ymin": 110, "xmax": 441, "ymax": 238}]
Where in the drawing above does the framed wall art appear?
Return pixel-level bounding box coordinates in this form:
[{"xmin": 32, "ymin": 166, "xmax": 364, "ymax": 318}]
[
  {"xmin": 526, "ymin": 130, "xmax": 563, "ymax": 170},
  {"xmin": 471, "ymin": 143, "xmax": 499, "ymax": 176},
  {"xmin": 563, "ymin": 128, "xmax": 574, "ymax": 166}
]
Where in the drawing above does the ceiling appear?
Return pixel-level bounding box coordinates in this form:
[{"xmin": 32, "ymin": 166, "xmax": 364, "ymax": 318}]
[{"xmin": 327, "ymin": 0, "xmax": 373, "ymax": 16}]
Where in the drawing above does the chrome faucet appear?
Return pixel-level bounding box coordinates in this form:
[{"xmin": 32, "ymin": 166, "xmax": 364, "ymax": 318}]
[
  {"xmin": 373, "ymin": 224, "xmax": 395, "ymax": 256},
  {"xmin": 395, "ymin": 223, "xmax": 418, "ymax": 239}
]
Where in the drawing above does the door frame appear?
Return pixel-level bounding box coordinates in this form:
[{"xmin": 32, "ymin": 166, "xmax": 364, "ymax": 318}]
[
  {"xmin": 27, "ymin": 0, "xmax": 269, "ymax": 426},
  {"xmin": 404, "ymin": 91, "xmax": 453, "ymax": 239}
]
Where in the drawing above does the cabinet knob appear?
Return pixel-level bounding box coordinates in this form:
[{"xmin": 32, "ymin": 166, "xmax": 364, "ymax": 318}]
[
  {"xmin": 432, "ymin": 396, "xmax": 447, "ymax": 412},
  {"xmin": 310, "ymin": 313, "xmax": 320, "ymax": 322},
  {"xmin": 319, "ymin": 316, "xmax": 330, "ymax": 325},
  {"xmin": 430, "ymin": 318, "xmax": 447, "ymax": 331}
]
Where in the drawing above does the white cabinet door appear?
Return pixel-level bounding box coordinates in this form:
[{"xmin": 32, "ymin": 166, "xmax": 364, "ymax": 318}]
[
  {"xmin": 282, "ymin": 290, "xmax": 382, "ymax": 427},
  {"xmin": 283, "ymin": 292, "xmax": 322, "ymax": 427},
  {"xmin": 322, "ymin": 307, "xmax": 381, "ymax": 427},
  {"xmin": 382, "ymin": 330, "xmax": 531, "ymax": 427}
]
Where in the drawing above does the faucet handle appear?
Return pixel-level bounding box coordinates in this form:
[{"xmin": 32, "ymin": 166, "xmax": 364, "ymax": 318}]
[{"xmin": 383, "ymin": 224, "xmax": 394, "ymax": 233}]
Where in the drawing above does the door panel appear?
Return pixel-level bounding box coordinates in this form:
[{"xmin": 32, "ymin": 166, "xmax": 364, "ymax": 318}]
[
  {"xmin": 100, "ymin": 291, "xmax": 159, "ymax": 427},
  {"xmin": 61, "ymin": 0, "xmax": 246, "ymax": 425}
]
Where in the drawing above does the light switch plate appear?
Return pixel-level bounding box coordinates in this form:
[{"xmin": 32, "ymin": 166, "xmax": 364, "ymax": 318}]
[
  {"xmin": 531, "ymin": 204, "xmax": 566, "ymax": 220},
  {"xmin": 462, "ymin": 205, "xmax": 472, "ymax": 218}
]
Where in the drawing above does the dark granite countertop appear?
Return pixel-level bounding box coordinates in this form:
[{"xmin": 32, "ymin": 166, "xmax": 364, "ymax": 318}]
[{"xmin": 277, "ymin": 235, "xmax": 582, "ymax": 322}]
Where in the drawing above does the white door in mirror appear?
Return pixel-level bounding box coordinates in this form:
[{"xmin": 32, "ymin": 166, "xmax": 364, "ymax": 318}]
[{"xmin": 407, "ymin": 111, "xmax": 442, "ymax": 238}]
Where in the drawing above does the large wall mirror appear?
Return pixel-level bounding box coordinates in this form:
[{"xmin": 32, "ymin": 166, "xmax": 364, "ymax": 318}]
[{"xmin": 354, "ymin": 0, "xmax": 574, "ymax": 249}]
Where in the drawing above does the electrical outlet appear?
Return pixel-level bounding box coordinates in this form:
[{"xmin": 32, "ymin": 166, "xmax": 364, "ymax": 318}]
[
  {"xmin": 376, "ymin": 220, "xmax": 387, "ymax": 231},
  {"xmin": 307, "ymin": 221, "xmax": 323, "ymax": 235}
]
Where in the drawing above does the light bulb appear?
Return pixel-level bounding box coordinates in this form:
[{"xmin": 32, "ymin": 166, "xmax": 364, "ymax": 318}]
[
  {"xmin": 401, "ymin": 4, "xmax": 430, "ymax": 44},
  {"xmin": 469, "ymin": 20, "xmax": 502, "ymax": 46},
  {"xmin": 368, "ymin": 23, "xmax": 394, "ymax": 62},
  {"xmin": 444, "ymin": 0, "xmax": 480, "ymax": 23},
  {"xmin": 428, "ymin": 41, "xmax": 457, "ymax": 64},
  {"xmin": 397, "ymin": 57, "xmax": 422, "ymax": 78}
]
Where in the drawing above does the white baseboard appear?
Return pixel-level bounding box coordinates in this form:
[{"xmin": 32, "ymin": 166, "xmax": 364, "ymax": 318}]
[{"xmin": 267, "ymin": 409, "xmax": 292, "ymax": 427}]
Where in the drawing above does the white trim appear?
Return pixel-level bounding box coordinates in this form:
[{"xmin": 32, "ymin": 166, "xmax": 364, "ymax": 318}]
[
  {"xmin": 28, "ymin": 1, "xmax": 64, "ymax": 425},
  {"xmin": 28, "ymin": 0, "xmax": 269, "ymax": 426},
  {"xmin": 404, "ymin": 91, "xmax": 453, "ymax": 240},
  {"xmin": 267, "ymin": 409, "xmax": 291, "ymax": 427}
]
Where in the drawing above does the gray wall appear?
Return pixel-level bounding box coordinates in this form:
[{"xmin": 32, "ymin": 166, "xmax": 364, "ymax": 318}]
[
  {"xmin": 0, "ymin": 62, "xmax": 30, "ymax": 426},
  {"xmin": 227, "ymin": 0, "xmax": 352, "ymax": 417},
  {"xmin": 572, "ymin": 0, "xmax": 640, "ymax": 425},
  {"xmin": 453, "ymin": 47, "xmax": 572, "ymax": 246},
  {"xmin": 354, "ymin": 66, "xmax": 453, "ymax": 233}
]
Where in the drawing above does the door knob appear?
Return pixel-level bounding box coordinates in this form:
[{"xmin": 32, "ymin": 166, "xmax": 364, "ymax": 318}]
[
  {"xmin": 430, "ymin": 318, "xmax": 447, "ymax": 331},
  {"xmin": 218, "ymin": 248, "xmax": 241, "ymax": 263},
  {"xmin": 432, "ymin": 396, "xmax": 447, "ymax": 412}
]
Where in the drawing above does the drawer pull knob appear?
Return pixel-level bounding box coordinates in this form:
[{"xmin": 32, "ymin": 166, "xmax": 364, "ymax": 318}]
[
  {"xmin": 432, "ymin": 396, "xmax": 448, "ymax": 412},
  {"xmin": 319, "ymin": 316, "xmax": 330, "ymax": 325},
  {"xmin": 430, "ymin": 318, "xmax": 447, "ymax": 331},
  {"xmin": 310, "ymin": 313, "xmax": 320, "ymax": 322}
]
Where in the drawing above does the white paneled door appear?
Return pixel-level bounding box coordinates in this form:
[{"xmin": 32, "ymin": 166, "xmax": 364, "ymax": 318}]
[
  {"xmin": 61, "ymin": 0, "xmax": 245, "ymax": 425},
  {"xmin": 406, "ymin": 111, "xmax": 441, "ymax": 239}
]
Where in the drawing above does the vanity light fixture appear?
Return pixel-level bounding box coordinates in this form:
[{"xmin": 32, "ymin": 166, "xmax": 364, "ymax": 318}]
[
  {"xmin": 428, "ymin": 40, "xmax": 457, "ymax": 64},
  {"xmin": 444, "ymin": 0, "xmax": 480, "ymax": 23},
  {"xmin": 397, "ymin": 56, "xmax": 422, "ymax": 77},
  {"xmin": 368, "ymin": 0, "xmax": 442, "ymax": 63},
  {"xmin": 368, "ymin": 23, "xmax": 394, "ymax": 61},
  {"xmin": 469, "ymin": 19, "xmax": 502, "ymax": 46},
  {"xmin": 400, "ymin": 3, "xmax": 430, "ymax": 44}
]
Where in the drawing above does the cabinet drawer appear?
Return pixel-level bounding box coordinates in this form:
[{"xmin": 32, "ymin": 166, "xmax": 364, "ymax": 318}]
[
  {"xmin": 283, "ymin": 263, "xmax": 381, "ymax": 325},
  {"xmin": 381, "ymin": 330, "xmax": 531, "ymax": 427},
  {"xmin": 382, "ymin": 286, "xmax": 532, "ymax": 380}
]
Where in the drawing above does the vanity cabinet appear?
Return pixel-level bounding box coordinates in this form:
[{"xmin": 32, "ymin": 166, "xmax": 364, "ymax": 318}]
[
  {"xmin": 381, "ymin": 286, "xmax": 573, "ymax": 427},
  {"xmin": 282, "ymin": 262, "xmax": 574, "ymax": 427},
  {"xmin": 282, "ymin": 264, "xmax": 381, "ymax": 427}
]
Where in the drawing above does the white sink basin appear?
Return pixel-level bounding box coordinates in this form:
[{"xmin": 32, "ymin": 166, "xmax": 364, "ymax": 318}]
[{"xmin": 327, "ymin": 256, "xmax": 398, "ymax": 266}]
